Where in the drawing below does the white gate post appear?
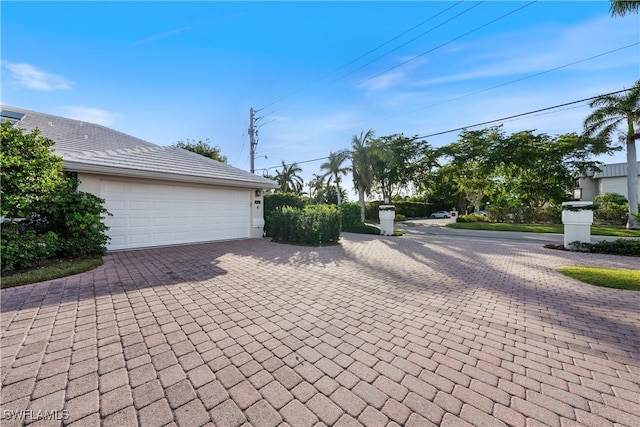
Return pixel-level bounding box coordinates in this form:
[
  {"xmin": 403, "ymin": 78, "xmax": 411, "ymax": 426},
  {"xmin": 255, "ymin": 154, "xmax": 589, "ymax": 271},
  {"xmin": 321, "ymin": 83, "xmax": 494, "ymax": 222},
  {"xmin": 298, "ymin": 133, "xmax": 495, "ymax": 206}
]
[{"xmin": 561, "ymin": 201, "xmax": 594, "ymax": 249}]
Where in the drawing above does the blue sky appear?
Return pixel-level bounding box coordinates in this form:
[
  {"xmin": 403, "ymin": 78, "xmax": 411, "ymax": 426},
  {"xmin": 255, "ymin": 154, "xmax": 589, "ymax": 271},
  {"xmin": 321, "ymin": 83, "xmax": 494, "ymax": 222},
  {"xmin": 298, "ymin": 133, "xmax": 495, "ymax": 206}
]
[{"xmin": 2, "ymin": 1, "xmax": 639, "ymax": 196}]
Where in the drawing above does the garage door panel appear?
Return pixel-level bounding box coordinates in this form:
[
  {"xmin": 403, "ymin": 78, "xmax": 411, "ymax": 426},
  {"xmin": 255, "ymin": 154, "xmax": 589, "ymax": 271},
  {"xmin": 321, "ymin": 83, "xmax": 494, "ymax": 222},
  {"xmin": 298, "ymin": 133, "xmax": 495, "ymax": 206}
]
[{"xmin": 101, "ymin": 179, "xmax": 250, "ymax": 250}]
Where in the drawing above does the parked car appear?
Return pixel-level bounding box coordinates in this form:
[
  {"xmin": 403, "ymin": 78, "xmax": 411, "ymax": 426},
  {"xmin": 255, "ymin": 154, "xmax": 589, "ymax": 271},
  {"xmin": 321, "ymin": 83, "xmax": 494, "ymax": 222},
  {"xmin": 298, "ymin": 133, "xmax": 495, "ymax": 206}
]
[{"xmin": 430, "ymin": 211, "xmax": 451, "ymax": 219}]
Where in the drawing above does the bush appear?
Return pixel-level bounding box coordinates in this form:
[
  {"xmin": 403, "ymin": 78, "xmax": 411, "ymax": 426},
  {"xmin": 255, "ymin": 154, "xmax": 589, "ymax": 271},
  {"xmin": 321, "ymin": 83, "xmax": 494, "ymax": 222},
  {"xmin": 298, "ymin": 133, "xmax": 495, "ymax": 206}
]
[
  {"xmin": 568, "ymin": 239, "xmax": 640, "ymax": 256},
  {"xmin": 365, "ymin": 201, "xmax": 381, "ymax": 221},
  {"xmin": 33, "ymin": 179, "xmax": 110, "ymax": 258},
  {"xmin": 595, "ymin": 204, "xmax": 629, "ymax": 226},
  {"xmin": 1, "ymin": 123, "xmax": 110, "ymax": 272},
  {"xmin": 341, "ymin": 224, "xmax": 381, "ymax": 235},
  {"xmin": 458, "ymin": 213, "xmax": 486, "ymax": 223},
  {"xmin": 394, "ymin": 201, "xmax": 434, "ymax": 218},
  {"xmin": 266, "ymin": 204, "xmax": 340, "ymax": 245},
  {"xmin": 364, "ymin": 201, "xmax": 435, "ymax": 220},
  {"xmin": 339, "ymin": 202, "xmax": 362, "ymax": 229},
  {"xmin": 264, "ymin": 192, "xmax": 307, "ymax": 236},
  {"xmin": 264, "ymin": 192, "xmax": 307, "ymax": 217},
  {"xmin": 1, "ymin": 222, "xmax": 59, "ymax": 272},
  {"xmin": 594, "ymin": 192, "xmax": 628, "ymax": 206},
  {"xmin": 534, "ymin": 205, "xmax": 562, "ymax": 224}
]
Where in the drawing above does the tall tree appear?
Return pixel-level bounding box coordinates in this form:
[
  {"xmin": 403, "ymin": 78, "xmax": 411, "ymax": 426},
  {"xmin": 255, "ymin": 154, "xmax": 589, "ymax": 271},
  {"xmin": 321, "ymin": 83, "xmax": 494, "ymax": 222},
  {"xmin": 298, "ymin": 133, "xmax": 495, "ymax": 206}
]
[
  {"xmin": 274, "ymin": 161, "xmax": 304, "ymax": 194},
  {"xmin": 175, "ymin": 138, "xmax": 228, "ymax": 163},
  {"xmin": 351, "ymin": 129, "xmax": 375, "ymax": 222},
  {"xmin": 583, "ymin": 81, "xmax": 640, "ymax": 229},
  {"xmin": 369, "ymin": 134, "xmax": 434, "ymax": 203},
  {"xmin": 321, "ymin": 151, "xmax": 351, "ymax": 205},
  {"xmin": 441, "ymin": 127, "xmax": 503, "ymax": 212},
  {"xmin": 308, "ymin": 173, "xmax": 326, "ymax": 204},
  {"xmin": 610, "ymin": 0, "xmax": 640, "ymax": 16}
]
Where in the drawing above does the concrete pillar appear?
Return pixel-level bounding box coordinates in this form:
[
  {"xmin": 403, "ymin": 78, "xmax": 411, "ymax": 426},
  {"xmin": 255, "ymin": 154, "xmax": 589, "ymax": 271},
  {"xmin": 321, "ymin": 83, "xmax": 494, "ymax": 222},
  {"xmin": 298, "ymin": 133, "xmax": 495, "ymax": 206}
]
[
  {"xmin": 561, "ymin": 201, "xmax": 594, "ymax": 249},
  {"xmin": 379, "ymin": 205, "xmax": 395, "ymax": 236}
]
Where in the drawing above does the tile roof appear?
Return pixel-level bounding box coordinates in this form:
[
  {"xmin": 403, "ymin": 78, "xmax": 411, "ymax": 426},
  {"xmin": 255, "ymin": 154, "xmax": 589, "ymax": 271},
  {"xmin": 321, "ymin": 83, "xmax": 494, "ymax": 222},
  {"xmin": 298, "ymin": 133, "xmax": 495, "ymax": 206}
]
[
  {"xmin": 2, "ymin": 106, "xmax": 277, "ymax": 189},
  {"xmin": 591, "ymin": 162, "xmax": 639, "ymax": 179}
]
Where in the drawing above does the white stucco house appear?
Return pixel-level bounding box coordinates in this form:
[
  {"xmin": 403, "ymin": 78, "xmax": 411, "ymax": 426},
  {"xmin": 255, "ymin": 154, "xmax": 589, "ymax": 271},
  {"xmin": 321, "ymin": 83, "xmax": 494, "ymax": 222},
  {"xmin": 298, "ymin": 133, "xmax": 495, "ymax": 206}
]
[
  {"xmin": 575, "ymin": 161, "xmax": 640, "ymax": 202},
  {"xmin": 2, "ymin": 106, "xmax": 278, "ymax": 251}
]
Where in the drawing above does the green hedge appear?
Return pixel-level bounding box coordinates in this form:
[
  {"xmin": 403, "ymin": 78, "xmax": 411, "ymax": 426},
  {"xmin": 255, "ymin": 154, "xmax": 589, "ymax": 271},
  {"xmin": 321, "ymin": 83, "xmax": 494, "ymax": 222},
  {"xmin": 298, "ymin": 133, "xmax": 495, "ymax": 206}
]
[
  {"xmin": 264, "ymin": 192, "xmax": 307, "ymax": 216},
  {"xmin": 457, "ymin": 213, "xmax": 486, "ymax": 223},
  {"xmin": 266, "ymin": 205, "xmax": 340, "ymax": 245},
  {"xmin": 264, "ymin": 192, "xmax": 307, "ymax": 236},
  {"xmin": 365, "ymin": 201, "xmax": 436, "ymax": 220},
  {"xmin": 339, "ymin": 203, "xmax": 362, "ymax": 229},
  {"xmin": 595, "ymin": 204, "xmax": 629, "ymax": 226},
  {"xmin": 568, "ymin": 239, "xmax": 640, "ymax": 256},
  {"xmin": 342, "ymin": 224, "xmax": 381, "ymax": 235}
]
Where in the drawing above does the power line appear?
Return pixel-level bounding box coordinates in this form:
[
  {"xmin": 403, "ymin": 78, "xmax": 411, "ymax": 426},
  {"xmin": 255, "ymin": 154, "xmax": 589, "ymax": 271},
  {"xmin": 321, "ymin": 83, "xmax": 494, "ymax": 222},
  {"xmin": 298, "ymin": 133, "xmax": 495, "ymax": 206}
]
[
  {"xmin": 353, "ymin": 0, "xmax": 537, "ymax": 89},
  {"xmin": 262, "ymin": 88, "xmax": 630, "ymax": 171},
  {"xmin": 362, "ymin": 42, "xmax": 640, "ymax": 128},
  {"xmin": 260, "ymin": 40, "xmax": 635, "ymax": 157},
  {"xmin": 257, "ymin": 1, "xmax": 468, "ymax": 113},
  {"xmin": 415, "ymin": 89, "xmax": 629, "ymax": 139},
  {"xmin": 334, "ymin": 1, "xmax": 484, "ymax": 81}
]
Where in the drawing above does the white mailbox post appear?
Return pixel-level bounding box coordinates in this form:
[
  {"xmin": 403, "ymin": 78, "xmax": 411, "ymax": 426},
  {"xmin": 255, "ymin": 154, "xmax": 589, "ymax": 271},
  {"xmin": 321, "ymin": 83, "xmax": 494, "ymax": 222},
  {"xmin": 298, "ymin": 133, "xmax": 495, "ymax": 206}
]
[
  {"xmin": 379, "ymin": 205, "xmax": 395, "ymax": 236},
  {"xmin": 561, "ymin": 201, "xmax": 594, "ymax": 249},
  {"xmin": 449, "ymin": 209, "xmax": 458, "ymax": 223}
]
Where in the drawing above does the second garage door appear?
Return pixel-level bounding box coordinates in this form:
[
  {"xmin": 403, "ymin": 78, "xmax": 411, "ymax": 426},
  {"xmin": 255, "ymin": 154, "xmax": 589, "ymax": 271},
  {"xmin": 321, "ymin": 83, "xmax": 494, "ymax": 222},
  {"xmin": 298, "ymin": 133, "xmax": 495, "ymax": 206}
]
[{"xmin": 100, "ymin": 179, "xmax": 251, "ymax": 250}]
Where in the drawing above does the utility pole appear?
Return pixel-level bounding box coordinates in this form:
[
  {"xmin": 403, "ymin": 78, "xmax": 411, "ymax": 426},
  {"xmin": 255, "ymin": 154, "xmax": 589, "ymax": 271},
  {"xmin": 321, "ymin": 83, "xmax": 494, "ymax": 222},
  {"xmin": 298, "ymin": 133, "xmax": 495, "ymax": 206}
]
[{"xmin": 249, "ymin": 107, "xmax": 256, "ymax": 174}]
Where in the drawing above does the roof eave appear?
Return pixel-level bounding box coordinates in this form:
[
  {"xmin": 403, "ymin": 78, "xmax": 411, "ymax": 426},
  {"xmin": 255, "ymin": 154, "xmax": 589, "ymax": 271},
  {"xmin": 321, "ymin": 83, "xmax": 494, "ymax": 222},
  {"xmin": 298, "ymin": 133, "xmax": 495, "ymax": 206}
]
[{"xmin": 65, "ymin": 160, "xmax": 279, "ymax": 189}]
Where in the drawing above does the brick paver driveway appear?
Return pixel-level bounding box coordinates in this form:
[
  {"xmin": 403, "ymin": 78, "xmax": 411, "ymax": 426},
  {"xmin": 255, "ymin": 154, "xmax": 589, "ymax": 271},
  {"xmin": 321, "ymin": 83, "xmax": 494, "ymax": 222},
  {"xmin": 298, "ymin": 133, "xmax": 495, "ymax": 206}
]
[{"xmin": 1, "ymin": 233, "xmax": 639, "ymax": 427}]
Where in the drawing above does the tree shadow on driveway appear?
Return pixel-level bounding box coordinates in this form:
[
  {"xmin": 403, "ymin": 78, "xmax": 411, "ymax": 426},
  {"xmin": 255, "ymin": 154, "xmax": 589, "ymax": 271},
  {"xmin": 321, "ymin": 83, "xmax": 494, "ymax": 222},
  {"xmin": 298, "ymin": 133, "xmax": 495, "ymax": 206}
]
[{"xmin": 351, "ymin": 233, "xmax": 640, "ymax": 364}]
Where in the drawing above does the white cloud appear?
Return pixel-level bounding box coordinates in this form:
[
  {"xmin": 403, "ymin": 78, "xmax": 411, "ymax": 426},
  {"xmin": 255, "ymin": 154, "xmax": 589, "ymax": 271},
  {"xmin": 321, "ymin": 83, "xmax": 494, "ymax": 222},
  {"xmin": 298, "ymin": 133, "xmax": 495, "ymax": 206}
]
[
  {"xmin": 412, "ymin": 15, "xmax": 639, "ymax": 88},
  {"xmin": 62, "ymin": 106, "xmax": 121, "ymax": 127},
  {"xmin": 356, "ymin": 56, "xmax": 429, "ymax": 92},
  {"xmin": 4, "ymin": 62, "xmax": 72, "ymax": 91}
]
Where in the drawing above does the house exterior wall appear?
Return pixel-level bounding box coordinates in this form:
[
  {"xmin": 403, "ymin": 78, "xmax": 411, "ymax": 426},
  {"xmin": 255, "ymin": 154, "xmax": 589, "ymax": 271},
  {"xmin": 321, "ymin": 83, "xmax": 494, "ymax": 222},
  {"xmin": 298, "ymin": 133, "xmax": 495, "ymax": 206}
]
[
  {"xmin": 599, "ymin": 177, "xmax": 640, "ymax": 201},
  {"xmin": 250, "ymin": 190, "xmax": 265, "ymax": 239},
  {"xmin": 579, "ymin": 177, "xmax": 599, "ymax": 201}
]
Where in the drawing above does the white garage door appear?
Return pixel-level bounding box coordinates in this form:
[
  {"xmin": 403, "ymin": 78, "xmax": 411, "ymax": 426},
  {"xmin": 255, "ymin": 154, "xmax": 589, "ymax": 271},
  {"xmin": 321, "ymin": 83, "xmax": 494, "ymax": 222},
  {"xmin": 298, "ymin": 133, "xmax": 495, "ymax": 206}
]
[{"xmin": 101, "ymin": 179, "xmax": 250, "ymax": 250}]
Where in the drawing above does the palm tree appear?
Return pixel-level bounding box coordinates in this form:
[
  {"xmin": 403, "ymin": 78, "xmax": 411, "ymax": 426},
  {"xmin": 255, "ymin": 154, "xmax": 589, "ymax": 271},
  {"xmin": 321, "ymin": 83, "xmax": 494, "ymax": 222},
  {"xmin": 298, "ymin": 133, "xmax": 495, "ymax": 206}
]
[
  {"xmin": 351, "ymin": 129, "xmax": 375, "ymax": 222},
  {"xmin": 274, "ymin": 161, "xmax": 304, "ymax": 193},
  {"xmin": 610, "ymin": 0, "xmax": 640, "ymax": 16},
  {"xmin": 583, "ymin": 80, "xmax": 640, "ymax": 229},
  {"xmin": 308, "ymin": 173, "xmax": 325, "ymax": 203},
  {"xmin": 320, "ymin": 151, "xmax": 351, "ymax": 205}
]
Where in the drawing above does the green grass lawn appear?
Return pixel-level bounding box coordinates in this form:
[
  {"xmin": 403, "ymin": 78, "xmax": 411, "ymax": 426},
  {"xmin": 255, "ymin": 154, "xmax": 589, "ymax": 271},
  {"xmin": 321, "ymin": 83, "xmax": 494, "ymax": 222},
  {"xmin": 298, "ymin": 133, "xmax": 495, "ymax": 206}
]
[
  {"xmin": 1, "ymin": 257, "xmax": 103, "ymax": 289},
  {"xmin": 447, "ymin": 222, "xmax": 640, "ymax": 237},
  {"xmin": 559, "ymin": 266, "xmax": 640, "ymax": 291}
]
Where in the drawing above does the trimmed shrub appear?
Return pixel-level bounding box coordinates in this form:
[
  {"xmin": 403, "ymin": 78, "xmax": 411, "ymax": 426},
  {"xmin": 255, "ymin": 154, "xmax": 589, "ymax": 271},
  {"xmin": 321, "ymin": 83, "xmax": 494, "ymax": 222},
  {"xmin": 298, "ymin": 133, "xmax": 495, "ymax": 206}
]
[
  {"xmin": 266, "ymin": 204, "xmax": 340, "ymax": 245},
  {"xmin": 458, "ymin": 213, "xmax": 485, "ymax": 223},
  {"xmin": 365, "ymin": 201, "xmax": 381, "ymax": 221},
  {"xmin": 264, "ymin": 192, "xmax": 307, "ymax": 236},
  {"xmin": 534, "ymin": 205, "xmax": 562, "ymax": 224},
  {"xmin": 594, "ymin": 192, "xmax": 628, "ymax": 206},
  {"xmin": 595, "ymin": 204, "xmax": 629, "ymax": 226},
  {"xmin": 364, "ymin": 201, "xmax": 435, "ymax": 221},
  {"xmin": 264, "ymin": 192, "xmax": 307, "ymax": 217},
  {"xmin": 395, "ymin": 201, "xmax": 434, "ymax": 218},
  {"xmin": 342, "ymin": 224, "xmax": 381, "ymax": 235},
  {"xmin": 339, "ymin": 202, "xmax": 362, "ymax": 229},
  {"xmin": 568, "ymin": 239, "xmax": 640, "ymax": 256},
  {"xmin": 395, "ymin": 214, "xmax": 406, "ymax": 221}
]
